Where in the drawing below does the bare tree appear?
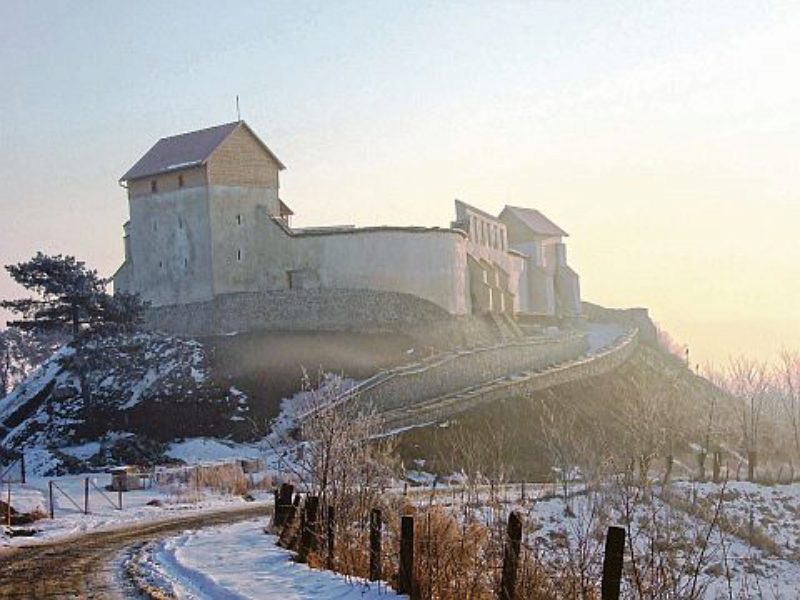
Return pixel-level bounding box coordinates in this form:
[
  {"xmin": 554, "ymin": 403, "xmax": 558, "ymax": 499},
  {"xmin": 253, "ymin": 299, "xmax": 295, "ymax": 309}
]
[
  {"xmin": 721, "ymin": 357, "xmax": 770, "ymax": 481},
  {"xmin": 274, "ymin": 371, "xmax": 398, "ymax": 523},
  {"xmin": 776, "ymin": 351, "xmax": 800, "ymax": 463}
]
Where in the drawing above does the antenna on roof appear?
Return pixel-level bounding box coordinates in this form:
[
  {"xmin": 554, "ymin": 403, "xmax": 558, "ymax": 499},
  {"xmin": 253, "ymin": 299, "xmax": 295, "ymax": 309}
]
[{"xmin": 236, "ymin": 95, "xmax": 241, "ymax": 122}]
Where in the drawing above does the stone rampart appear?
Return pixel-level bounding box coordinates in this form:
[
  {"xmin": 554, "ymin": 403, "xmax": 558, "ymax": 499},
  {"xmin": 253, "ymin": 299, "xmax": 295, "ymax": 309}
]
[
  {"xmin": 146, "ymin": 289, "xmax": 451, "ymax": 336},
  {"xmin": 351, "ymin": 332, "xmax": 589, "ymax": 414},
  {"xmin": 581, "ymin": 302, "xmax": 657, "ymax": 344},
  {"xmin": 144, "ymin": 288, "xmax": 508, "ymax": 349},
  {"xmin": 378, "ymin": 328, "xmax": 639, "ymax": 431}
]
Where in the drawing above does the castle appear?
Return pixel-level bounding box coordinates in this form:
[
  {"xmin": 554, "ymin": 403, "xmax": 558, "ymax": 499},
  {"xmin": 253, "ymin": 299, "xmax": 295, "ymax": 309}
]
[{"xmin": 113, "ymin": 121, "xmax": 581, "ymax": 328}]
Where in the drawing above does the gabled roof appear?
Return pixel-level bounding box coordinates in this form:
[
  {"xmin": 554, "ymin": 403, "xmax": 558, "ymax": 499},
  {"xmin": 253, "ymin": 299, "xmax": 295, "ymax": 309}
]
[
  {"xmin": 279, "ymin": 199, "xmax": 294, "ymax": 216},
  {"xmin": 120, "ymin": 120, "xmax": 285, "ymax": 182},
  {"xmin": 500, "ymin": 205, "xmax": 568, "ymax": 237},
  {"xmin": 454, "ymin": 199, "xmax": 502, "ymax": 224}
]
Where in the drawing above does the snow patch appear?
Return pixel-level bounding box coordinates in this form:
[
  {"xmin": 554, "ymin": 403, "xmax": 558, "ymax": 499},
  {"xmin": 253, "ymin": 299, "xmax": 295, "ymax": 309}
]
[{"xmin": 166, "ymin": 438, "xmax": 260, "ymax": 464}]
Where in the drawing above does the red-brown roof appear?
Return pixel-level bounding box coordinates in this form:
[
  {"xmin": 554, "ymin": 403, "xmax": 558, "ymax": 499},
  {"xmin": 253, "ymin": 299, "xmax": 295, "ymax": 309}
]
[{"xmin": 120, "ymin": 121, "xmax": 285, "ymax": 182}]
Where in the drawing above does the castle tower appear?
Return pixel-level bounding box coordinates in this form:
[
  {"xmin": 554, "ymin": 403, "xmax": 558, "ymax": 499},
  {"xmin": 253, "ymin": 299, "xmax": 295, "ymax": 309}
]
[
  {"xmin": 499, "ymin": 206, "xmax": 581, "ymax": 317},
  {"xmin": 113, "ymin": 121, "xmax": 286, "ymax": 306}
]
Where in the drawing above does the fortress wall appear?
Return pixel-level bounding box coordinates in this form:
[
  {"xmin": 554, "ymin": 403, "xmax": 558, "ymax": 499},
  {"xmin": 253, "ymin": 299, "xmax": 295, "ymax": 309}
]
[
  {"xmin": 145, "ymin": 288, "xmax": 467, "ymax": 338},
  {"xmin": 208, "ymin": 186, "xmax": 281, "ymax": 295},
  {"xmin": 356, "ymin": 332, "xmax": 589, "ymax": 413},
  {"xmin": 126, "ymin": 186, "xmax": 215, "ymax": 306},
  {"xmin": 300, "ymin": 229, "xmax": 470, "ymax": 315},
  {"xmin": 581, "ymin": 302, "xmax": 658, "ymax": 344},
  {"xmin": 380, "ymin": 329, "xmax": 640, "ymax": 430}
]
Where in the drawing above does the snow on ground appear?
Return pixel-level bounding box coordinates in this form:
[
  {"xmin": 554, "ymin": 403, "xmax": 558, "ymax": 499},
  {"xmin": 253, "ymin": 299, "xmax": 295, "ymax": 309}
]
[
  {"xmin": 677, "ymin": 480, "xmax": 800, "ymax": 557},
  {"xmin": 166, "ymin": 438, "xmax": 261, "ymax": 464},
  {"xmin": 0, "ymin": 345, "xmax": 74, "ymax": 422},
  {"xmin": 130, "ymin": 518, "xmax": 402, "ymax": 599},
  {"xmin": 60, "ymin": 441, "xmax": 103, "ymax": 461},
  {"xmin": 476, "ymin": 482, "xmax": 800, "ymax": 599},
  {"xmin": 0, "ymin": 470, "xmax": 270, "ymax": 548},
  {"xmin": 1, "ymin": 433, "xmax": 280, "ymax": 548}
]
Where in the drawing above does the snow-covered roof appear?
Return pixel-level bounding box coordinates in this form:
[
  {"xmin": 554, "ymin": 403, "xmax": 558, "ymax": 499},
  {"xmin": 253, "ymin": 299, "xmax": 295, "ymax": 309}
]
[
  {"xmin": 120, "ymin": 121, "xmax": 285, "ymax": 182},
  {"xmin": 500, "ymin": 205, "xmax": 568, "ymax": 237}
]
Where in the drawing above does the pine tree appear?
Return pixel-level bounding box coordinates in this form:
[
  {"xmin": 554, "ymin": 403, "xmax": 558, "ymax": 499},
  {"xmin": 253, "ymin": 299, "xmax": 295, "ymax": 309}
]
[{"xmin": 1, "ymin": 252, "xmax": 146, "ymax": 339}]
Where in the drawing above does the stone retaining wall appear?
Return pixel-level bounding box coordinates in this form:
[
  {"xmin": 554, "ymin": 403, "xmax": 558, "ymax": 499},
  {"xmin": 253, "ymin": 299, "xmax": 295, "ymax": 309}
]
[
  {"xmin": 379, "ymin": 328, "xmax": 639, "ymax": 431},
  {"xmin": 146, "ymin": 289, "xmax": 451, "ymax": 336},
  {"xmin": 352, "ymin": 332, "xmax": 589, "ymax": 414},
  {"xmin": 146, "ymin": 289, "xmax": 543, "ymax": 350}
]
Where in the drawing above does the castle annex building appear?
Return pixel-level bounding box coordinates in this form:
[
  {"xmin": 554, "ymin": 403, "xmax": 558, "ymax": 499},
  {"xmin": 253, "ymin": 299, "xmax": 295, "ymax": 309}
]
[{"xmin": 114, "ymin": 121, "xmax": 580, "ymax": 324}]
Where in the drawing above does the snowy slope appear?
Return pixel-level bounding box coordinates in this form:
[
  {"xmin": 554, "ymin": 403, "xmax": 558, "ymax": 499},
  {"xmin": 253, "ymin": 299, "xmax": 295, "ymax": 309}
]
[{"xmin": 0, "ymin": 332, "xmax": 253, "ymax": 475}]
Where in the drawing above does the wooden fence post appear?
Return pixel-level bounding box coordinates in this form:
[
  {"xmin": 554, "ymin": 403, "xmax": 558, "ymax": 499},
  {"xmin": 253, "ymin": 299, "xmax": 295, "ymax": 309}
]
[
  {"xmin": 369, "ymin": 508, "xmax": 382, "ymax": 581},
  {"xmin": 398, "ymin": 515, "xmax": 415, "ymax": 597},
  {"xmin": 299, "ymin": 495, "xmax": 319, "ymax": 562},
  {"xmin": 118, "ymin": 489, "xmax": 123, "ymax": 510},
  {"xmin": 326, "ymin": 505, "xmax": 335, "ymax": 570},
  {"xmin": 601, "ymin": 526, "xmax": 625, "ymax": 600},
  {"xmin": 6, "ymin": 483, "xmax": 11, "ymax": 527},
  {"xmin": 84, "ymin": 477, "xmax": 89, "ymax": 514},
  {"xmin": 276, "ymin": 483, "xmax": 294, "ymax": 527},
  {"xmin": 499, "ymin": 511, "xmax": 522, "ymax": 600},
  {"xmin": 20, "ymin": 453, "xmax": 25, "ymax": 485},
  {"xmin": 278, "ymin": 494, "xmax": 301, "ymax": 549},
  {"xmin": 49, "ymin": 481, "xmax": 54, "ymax": 519}
]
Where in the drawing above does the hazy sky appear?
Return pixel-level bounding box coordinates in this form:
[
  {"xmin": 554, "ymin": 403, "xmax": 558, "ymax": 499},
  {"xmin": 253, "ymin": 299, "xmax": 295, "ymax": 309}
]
[{"xmin": 2, "ymin": 1, "xmax": 799, "ymax": 366}]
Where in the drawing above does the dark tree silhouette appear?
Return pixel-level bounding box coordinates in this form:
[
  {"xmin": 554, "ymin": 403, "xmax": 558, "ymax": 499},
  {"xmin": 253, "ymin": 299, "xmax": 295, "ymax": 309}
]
[{"xmin": 1, "ymin": 252, "xmax": 146, "ymax": 339}]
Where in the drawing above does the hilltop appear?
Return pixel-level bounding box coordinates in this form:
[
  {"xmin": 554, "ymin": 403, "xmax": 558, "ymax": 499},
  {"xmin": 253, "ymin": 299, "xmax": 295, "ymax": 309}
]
[{"xmin": 1, "ymin": 305, "xmax": 765, "ymax": 481}]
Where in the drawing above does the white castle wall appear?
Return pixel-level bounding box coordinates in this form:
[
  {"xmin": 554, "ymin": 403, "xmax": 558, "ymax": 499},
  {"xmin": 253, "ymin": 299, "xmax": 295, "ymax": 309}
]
[
  {"xmin": 207, "ymin": 185, "xmax": 280, "ymax": 296},
  {"xmin": 304, "ymin": 229, "xmax": 470, "ymax": 315},
  {"xmin": 117, "ymin": 182, "xmax": 567, "ymax": 321},
  {"xmin": 122, "ymin": 186, "xmax": 215, "ymax": 306}
]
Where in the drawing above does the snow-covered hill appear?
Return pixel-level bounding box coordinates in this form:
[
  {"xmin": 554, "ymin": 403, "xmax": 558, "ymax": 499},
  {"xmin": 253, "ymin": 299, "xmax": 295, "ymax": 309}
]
[{"xmin": 0, "ymin": 333, "xmax": 252, "ymax": 475}]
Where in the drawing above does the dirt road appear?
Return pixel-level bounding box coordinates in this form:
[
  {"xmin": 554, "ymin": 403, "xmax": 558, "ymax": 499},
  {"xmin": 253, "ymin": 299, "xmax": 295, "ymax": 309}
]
[{"xmin": 0, "ymin": 503, "xmax": 270, "ymax": 599}]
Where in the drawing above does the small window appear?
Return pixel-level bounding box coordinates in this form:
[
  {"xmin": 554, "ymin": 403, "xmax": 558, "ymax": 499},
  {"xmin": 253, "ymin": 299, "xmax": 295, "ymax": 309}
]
[
  {"xmin": 178, "ymin": 174, "xmax": 184, "ymax": 188},
  {"xmin": 158, "ymin": 260, "xmax": 163, "ymax": 269},
  {"xmin": 184, "ymin": 257, "xmax": 188, "ymax": 268},
  {"xmin": 151, "ymin": 180, "xmax": 158, "ymax": 193},
  {"xmin": 153, "ymin": 220, "xmax": 158, "ymax": 232},
  {"xmin": 288, "ymin": 270, "xmax": 304, "ymax": 289},
  {"xmin": 236, "ymin": 214, "xmax": 242, "ymax": 226},
  {"xmin": 237, "ymin": 249, "xmax": 242, "ymax": 261},
  {"xmin": 178, "ymin": 218, "xmax": 183, "ymax": 230}
]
